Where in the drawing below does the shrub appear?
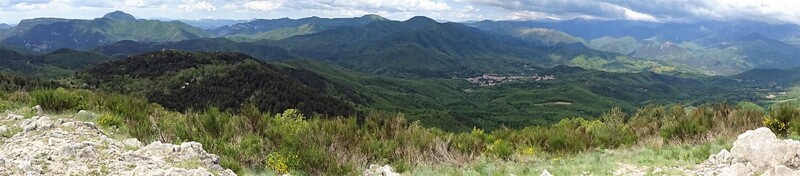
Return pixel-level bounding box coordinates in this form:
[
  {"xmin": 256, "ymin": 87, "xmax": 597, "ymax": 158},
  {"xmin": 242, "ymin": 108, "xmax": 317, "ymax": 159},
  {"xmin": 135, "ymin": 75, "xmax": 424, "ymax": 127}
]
[
  {"xmin": 628, "ymin": 105, "xmax": 665, "ymax": 138},
  {"xmin": 265, "ymin": 109, "xmax": 309, "ymax": 148},
  {"xmin": 97, "ymin": 113, "xmax": 123, "ymax": 128},
  {"xmin": 538, "ymin": 118, "xmax": 592, "ymax": 154},
  {"xmin": 452, "ymin": 127, "xmax": 488, "ymax": 154},
  {"xmin": 238, "ymin": 134, "xmax": 268, "ymax": 166},
  {"xmin": 486, "ymin": 139, "xmax": 514, "ymax": 159},
  {"xmin": 79, "ymin": 92, "xmax": 155, "ymax": 140},
  {"xmin": 659, "ymin": 105, "xmax": 713, "ymax": 142},
  {"xmin": 266, "ymin": 152, "xmax": 296, "ymax": 174},
  {"xmin": 586, "ymin": 107, "xmax": 636, "ymax": 148},
  {"xmin": 523, "ymin": 146, "xmax": 536, "ymax": 156},
  {"xmin": 765, "ymin": 103, "xmax": 800, "ymax": 137},
  {"xmin": 30, "ymin": 88, "xmax": 82, "ymax": 112}
]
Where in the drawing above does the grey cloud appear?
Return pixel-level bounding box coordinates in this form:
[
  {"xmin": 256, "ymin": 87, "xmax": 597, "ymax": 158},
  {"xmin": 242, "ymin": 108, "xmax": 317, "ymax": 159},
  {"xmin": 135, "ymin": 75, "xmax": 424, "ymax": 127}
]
[
  {"xmin": 468, "ymin": 0, "xmax": 800, "ymax": 24},
  {"xmin": 469, "ymin": 0, "xmax": 646, "ymax": 20}
]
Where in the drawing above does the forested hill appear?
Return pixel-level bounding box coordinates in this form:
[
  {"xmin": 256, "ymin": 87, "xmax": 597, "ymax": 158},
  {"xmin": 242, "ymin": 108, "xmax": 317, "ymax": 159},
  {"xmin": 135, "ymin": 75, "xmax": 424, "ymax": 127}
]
[{"xmin": 77, "ymin": 50, "xmax": 365, "ymax": 117}]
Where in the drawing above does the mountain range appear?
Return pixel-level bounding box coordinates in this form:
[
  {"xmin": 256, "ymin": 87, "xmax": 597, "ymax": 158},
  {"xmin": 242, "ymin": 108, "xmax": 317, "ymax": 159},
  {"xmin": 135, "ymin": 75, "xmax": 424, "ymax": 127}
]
[
  {"xmin": 3, "ymin": 11, "xmax": 800, "ymax": 131},
  {"xmin": 3, "ymin": 11, "xmax": 800, "ymax": 76},
  {"xmin": 0, "ymin": 11, "xmax": 211, "ymax": 52}
]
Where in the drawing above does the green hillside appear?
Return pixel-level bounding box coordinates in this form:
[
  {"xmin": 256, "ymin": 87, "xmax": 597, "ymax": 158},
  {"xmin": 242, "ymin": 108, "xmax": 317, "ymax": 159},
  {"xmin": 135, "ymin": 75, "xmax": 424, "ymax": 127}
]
[
  {"xmin": 282, "ymin": 60, "xmax": 757, "ymax": 131},
  {"xmin": 225, "ymin": 24, "xmax": 323, "ymax": 41},
  {"xmin": 78, "ymin": 50, "xmax": 358, "ymax": 117},
  {"xmin": 0, "ymin": 46, "xmax": 112, "ymax": 77},
  {"xmin": 513, "ymin": 28, "xmax": 586, "ymax": 45},
  {"xmin": 588, "ymin": 36, "xmax": 641, "ymax": 54},
  {"xmin": 43, "ymin": 49, "xmax": 113, "ymax": 70},
  {"xmin": 1, "ymin": 11, "xmax": 212, "ymax": 52}
]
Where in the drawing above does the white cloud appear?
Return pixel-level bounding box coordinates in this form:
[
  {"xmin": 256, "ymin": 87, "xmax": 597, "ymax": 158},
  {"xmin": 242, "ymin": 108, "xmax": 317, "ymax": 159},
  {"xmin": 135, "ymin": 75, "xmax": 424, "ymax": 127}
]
[
  {"xmin": 111, "ymin": 0, "xmax": 166, "ymax": 9},
  {"xmin": 221, "ymin": 3, "xmax": 238, "ymax": 10},
  {"xmin": 10, "ymin": 0, "xmax": 70, "ymax": 10},
  {"xmin": 306, "ymin": 0, "xmax": 451, "ymax": 12},
  {"xmin": 469, "ymin": 0, "xmax": 800, "ymax": 24},
  {"xmin": 620, "ymin": 6, "xmax": 656, "ymax": 22},
  {"xmin": 179, "ymin": 0, "xmax": 216, "ymax": 12},
  {"xmin": 3, "ymin": 0, "xmax": 800, "ymax": 25},
  {"xmin": 243, "ymin": 1, "xmax": 283, "ymax": 12}
]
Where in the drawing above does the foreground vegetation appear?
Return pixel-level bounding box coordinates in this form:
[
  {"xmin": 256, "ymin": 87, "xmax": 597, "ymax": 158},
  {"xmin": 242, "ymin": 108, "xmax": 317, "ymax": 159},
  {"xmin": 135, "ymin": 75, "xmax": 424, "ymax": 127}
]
[{"xmin": 3, "ymin": 86, "xmax": 797, "ymax": 175}]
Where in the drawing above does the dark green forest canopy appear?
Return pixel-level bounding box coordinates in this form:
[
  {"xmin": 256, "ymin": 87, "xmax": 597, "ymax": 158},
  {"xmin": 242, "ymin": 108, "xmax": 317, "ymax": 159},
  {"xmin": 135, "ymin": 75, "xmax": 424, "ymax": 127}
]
[{"xmin": 78, "ymin": 50, "xmax": 362, "ymax": 117}]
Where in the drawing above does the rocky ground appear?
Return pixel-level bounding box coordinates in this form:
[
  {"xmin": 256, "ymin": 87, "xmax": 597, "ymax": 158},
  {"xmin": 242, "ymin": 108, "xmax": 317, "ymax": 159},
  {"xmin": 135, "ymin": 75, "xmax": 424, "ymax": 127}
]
[
  {"xmin": 613, "ymin": 127, "xmax": 800, "ymax": 176},
  {"xmin": 3, "ymin": 106, "xmax": 799, "ymax": 176},
  {"xmin": 692, "ymin": 127, "xmax": 800, "ymax": 176},
  {"xmin": 0, "ymin": 110, "xmax": 236, "ymax": 176}
]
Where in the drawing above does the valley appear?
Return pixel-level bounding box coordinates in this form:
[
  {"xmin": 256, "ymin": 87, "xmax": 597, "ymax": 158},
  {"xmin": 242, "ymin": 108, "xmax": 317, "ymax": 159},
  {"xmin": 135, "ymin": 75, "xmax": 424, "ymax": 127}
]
[{"xmin": 1, "ymin": 8, "xmax": 800, "ymax": 176}]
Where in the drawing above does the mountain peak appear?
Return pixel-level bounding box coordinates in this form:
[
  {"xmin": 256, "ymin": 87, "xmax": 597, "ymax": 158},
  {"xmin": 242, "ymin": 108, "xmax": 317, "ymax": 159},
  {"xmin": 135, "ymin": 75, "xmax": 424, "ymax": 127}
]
[
  {"xmin": 404, "ymin": 16, "xmax": 438, "ymax": 27},
  {"xmin": 102, "ymin": 11, "xmax": 137, "ymax": 22},
  {"xmin": 361, "ymin": 14, "xmax": 388, "ymax": 21}
]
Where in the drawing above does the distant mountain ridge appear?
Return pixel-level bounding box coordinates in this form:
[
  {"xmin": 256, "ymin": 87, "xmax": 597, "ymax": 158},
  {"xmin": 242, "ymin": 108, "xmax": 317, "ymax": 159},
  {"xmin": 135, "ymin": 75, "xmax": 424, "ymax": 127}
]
[
  {"xmin": 0, "ymin": 11, "xmax": 212, "ymax": 52},
  {"xmin": 469, "ymin": 19, "xmax": 800, "ymax": 44},
  {"xmin": 8, "ymin": 12, "xmax": 800, "ymax": 77},
  {"xmin": 92, "ymin": 16, "xmax": 695, "ymax": 78},
  {"xmin": 177, "ymin": 19, "xmax": 251, "ymax": 29},
  {"xmin": 209, "ymin": 15, "xmax": 388, "ymax": 37},
  {"xmin": 0, "ymin": 45, "xmax": 112, "ymax": 77}
]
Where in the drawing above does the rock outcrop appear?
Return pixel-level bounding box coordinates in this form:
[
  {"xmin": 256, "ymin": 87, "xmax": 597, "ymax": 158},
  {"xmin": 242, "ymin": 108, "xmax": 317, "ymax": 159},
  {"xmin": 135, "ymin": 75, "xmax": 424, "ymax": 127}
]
[
  {"xmin": 694, "ymin": 127, "xmax": 800, "ymax": 176},
  {"xmin": 363, "ymin": 164, "xmax": 400, "ymax": 176},
  {"xmin": 0, "ymin": 111, "xmax": 236, "ymax": 175},
  {"xmin": 540, "ymin": 169, "xmax": 553, "ymax": 176}
]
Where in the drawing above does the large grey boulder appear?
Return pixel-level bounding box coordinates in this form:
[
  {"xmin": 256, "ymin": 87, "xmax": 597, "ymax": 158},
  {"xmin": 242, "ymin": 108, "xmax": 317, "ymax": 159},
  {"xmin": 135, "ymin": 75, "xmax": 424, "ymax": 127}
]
[
  {"xmin": 730, "ymin": 128, "xmax": 800, "ymax": 171},
  {"xmin": 695, "ymin": 127, "xmax": 800, "ymax": 176}
]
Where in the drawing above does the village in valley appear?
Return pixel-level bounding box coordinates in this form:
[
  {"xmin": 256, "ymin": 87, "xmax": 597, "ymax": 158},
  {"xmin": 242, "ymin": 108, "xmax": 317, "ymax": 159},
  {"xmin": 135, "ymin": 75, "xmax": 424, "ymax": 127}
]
[{"xmin": 466, "ymin": 74, "xmax": 556, "ymax": 86}]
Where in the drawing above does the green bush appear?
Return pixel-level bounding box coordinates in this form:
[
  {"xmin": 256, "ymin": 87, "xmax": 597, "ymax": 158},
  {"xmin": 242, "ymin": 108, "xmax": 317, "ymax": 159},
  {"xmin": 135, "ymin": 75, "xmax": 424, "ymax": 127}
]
[
  {"xmin": 628, "ymin": 105, "xmax": 665, "ymax": 138},
  {"xmin": 31, "ymin": 88, "xmax": 82, "ymax": 112},
  {"xmin": 537, "ymin": 118, "xmax": 592, "ymax": 154},
  {"xmin": 266, "ymin": 151, "xmax": 297, "ymax": 174},
  {"xmin": 487, "ymin": 139, "xmax": 514, "ymax": 159},
  {"xmin": 765, "ymin": 103, "xmax": 800, "ymax": 137},
  {"xmin": 659, "ymin": 105, "xmax": 713, "ymax": 142},
  {"xmin": 97, "ymin": 113, "xmax": 123, "ymax": 128},
  {"xmin": 585, "ymin": 107, "xmax": 636, "ymax": 148},
  {"xmin": 451, "ymin": 127, "xmax": 489, "ymax": 154}
]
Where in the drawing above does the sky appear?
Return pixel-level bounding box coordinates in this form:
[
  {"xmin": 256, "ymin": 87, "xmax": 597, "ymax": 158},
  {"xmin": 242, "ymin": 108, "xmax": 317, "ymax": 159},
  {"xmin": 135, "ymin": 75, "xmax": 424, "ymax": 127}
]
[{"xmin": 1, "ymin": 0, "xmax": 800, "ymax": 25}]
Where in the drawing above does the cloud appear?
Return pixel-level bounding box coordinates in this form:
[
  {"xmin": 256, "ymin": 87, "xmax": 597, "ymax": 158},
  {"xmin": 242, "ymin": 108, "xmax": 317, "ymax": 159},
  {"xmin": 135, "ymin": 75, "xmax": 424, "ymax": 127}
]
[
  {"xmin": 2, "ymin": 0, "xmax": 799, "ymax": 25},
  {"xmin": 468, "ymin": 0, "xmax": 800, "ymax": 24},
  {"xmin": 8, "ymin": 0, "xmax": 71, "ymax": 10},
  {"xmin": 469, "ymin": 0, "xmax": 657, "ymax": 21},
  {"xmin": 179, "ymin": 0, "xmax": 216, "ymax": 11},
  {"xmin": 112, "ymin": 0, "xmax": 167, "ymax": 8},
  {"xmin": 243, "ymin": 1, "xmax": 283, "ymax": 12},
  {"xmin": 221, "ymin": 3, "xmax": 238, "ymax": 10},
  {"xmin": 232, "ymin": 0, "xmax": 460, "ymax": 21}
]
